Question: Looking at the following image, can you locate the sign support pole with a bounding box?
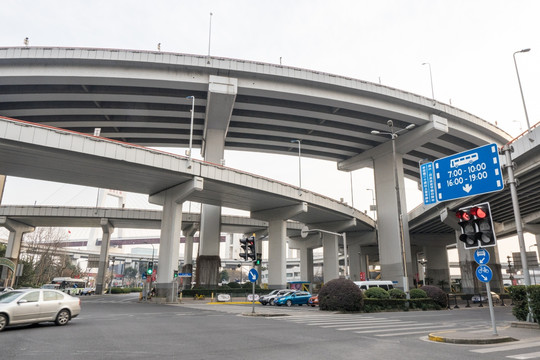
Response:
[486,282,498,335]
[501,145,534,322]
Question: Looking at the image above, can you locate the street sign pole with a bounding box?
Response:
[474,251,497,335]
[485,281,497,335]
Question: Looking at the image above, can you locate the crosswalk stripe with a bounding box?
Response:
[319,319,404,328]
[507,351,540,359]
[471,340,540,354]
[352,323,434,334]
[375,324,457,337]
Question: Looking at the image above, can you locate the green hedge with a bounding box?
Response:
[508,285,540,326]
[181,288,268,297]
[362,298,440,313]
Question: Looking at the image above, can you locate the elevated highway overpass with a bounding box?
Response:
[0,47,518,294]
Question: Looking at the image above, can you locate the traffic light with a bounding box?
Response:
[174,270,178,278]
[456,208,476,248]
[247,236,256,261]
[239,238,248,261]
[456,202,496,249]
[254,253,262,266]
[147,261,153,275]
[471,203,496,247]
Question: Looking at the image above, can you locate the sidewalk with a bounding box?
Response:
[428,321,540,344]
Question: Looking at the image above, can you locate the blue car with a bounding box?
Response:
[274,291,312,307]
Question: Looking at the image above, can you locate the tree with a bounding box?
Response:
[123,267,138,286]
[219,269,229,283]
[20,227,83,287]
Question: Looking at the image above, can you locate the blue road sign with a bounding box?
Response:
[177,273,192,277]
[420,162,437,205]
[248,268,259,283]
[433,143,503,202]
[474,248,490,265]
[476,265,493,283]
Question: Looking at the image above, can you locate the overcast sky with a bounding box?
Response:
[1,1,539,258]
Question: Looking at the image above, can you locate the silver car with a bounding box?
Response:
[0,288,81,331]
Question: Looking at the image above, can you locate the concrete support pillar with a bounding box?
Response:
[0,217,34,287]
[298,246,314,284]
[0,175,6,204]
[348,242,362,282]
[267,220,287,289]
[322,232,339,282]
[423,245,451,291]
[149,177,203,298]
[181,223,197,288]
[373,152,412,289]
[95,218,114,295]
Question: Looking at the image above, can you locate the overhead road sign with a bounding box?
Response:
[434,143,503,202]
[420,143,504,205]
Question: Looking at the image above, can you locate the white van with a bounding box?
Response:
[354,281,394,291]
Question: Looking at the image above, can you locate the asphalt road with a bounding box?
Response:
[0,293,538,360]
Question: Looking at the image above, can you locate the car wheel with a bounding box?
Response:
[269,299,275,306]
[0,314,7,332]
[286,300,292,307]
[55,309,71,326]
[311,305,315,307]
[261,302,266,306]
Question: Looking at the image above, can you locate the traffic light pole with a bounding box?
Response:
[501,145,534,322]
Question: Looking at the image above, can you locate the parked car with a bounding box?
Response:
[262,289,294,306]
[0,288,81,332]
[308,294,319,307]
[274,291,312,307]
[472,292,500,304]
[0,287,14,294]
[259,289,281,305]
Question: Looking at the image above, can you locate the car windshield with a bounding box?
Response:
[0,290,24,303]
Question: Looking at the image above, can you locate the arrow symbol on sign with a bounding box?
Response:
[463,184,473,193]
[249,273,255,281]
[481,275,487,281]
[479,258,485,264]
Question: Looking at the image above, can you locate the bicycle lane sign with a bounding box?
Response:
[476,265,493,283]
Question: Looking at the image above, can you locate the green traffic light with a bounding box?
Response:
[147,268,152,275]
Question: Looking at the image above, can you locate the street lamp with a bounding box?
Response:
[513,48,533,138]
[186,96,195,168]
[529,244,538,285]
[291,139,302,195]
[371,120,415,296]
[422,62,435,104]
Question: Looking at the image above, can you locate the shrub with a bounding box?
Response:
[388,288,406,299]
[364,287,390,299]
[318,278,363,312]
[421,285,448,308]
[409,288,427,299]
[227,282,241,288]
[508,285,540,325]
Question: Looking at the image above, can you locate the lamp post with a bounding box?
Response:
[109,256,115,294]
[422,62,435,104]
[530,244,538,285]
[371,120,415,296]
[186,96,195,168]
[513,48,533,138]
[291,139,302,195]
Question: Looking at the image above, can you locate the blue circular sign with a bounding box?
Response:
[476,265,493,283]
[474,248,490,265]
[248,268,259,283]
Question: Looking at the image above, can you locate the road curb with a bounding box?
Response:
[428,331,517,344]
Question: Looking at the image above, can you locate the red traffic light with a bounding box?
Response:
[470,206,487,219]
[456,210,471,221]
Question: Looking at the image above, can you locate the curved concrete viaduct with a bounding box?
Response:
[0,47,513,294]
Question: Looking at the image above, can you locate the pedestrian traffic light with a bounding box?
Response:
[239,237,248,261]
[174,270,178,278]
[247,236,256,261]
[456,202,496,249]
[147,262,153,275]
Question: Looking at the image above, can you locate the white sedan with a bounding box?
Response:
[0,288,81,331]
